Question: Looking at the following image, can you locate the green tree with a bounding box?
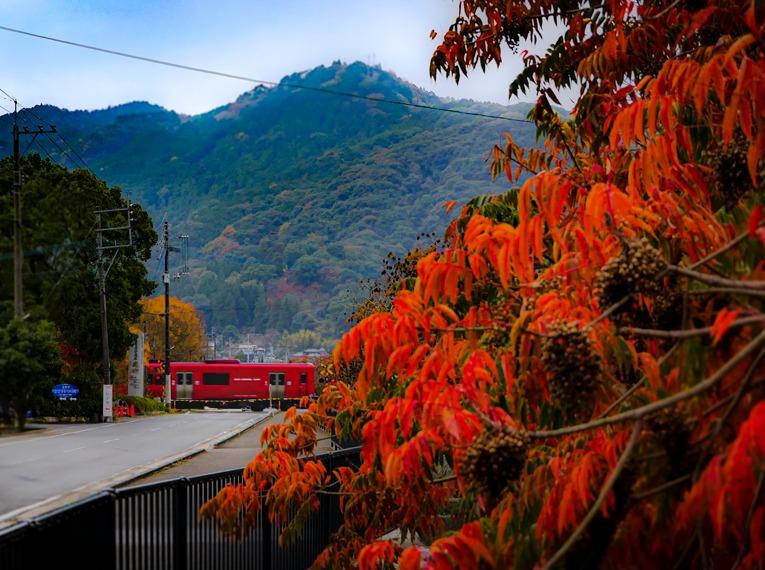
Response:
[0,155,157,413]
[0,318,62,431]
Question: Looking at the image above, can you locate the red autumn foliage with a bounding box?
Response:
[202,1,765,567]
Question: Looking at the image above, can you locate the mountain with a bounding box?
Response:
[0,61,540,339]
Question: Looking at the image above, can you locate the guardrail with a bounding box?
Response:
[0,447,359,570]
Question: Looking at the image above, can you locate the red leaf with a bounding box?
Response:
[399,546,421,570]
[710,308,742,345]
[749,205,763,237]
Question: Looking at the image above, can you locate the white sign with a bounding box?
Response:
[103,384,113,419]
[128,332,145,397]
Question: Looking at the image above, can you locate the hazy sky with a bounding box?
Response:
[0,0,573,115]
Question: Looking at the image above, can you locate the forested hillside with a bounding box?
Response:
[0,61,540,337]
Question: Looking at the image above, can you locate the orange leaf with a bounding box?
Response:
[710,308,742,345]
[639,352,662,391]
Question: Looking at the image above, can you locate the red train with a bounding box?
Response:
[145,359,316,401]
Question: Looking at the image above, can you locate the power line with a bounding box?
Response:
[1,85,91,170]
[20,105,90,170]
[0,24,534,125]
[0,87,15,102]
[12,108,77,170]
[31,137,56,162]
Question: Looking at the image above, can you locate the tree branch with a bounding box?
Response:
[540,420,643,570]
[692,350,765,485]
[646,0,683,20]
[584,296,631,332]
[619,315,764,339]
[597,344,679,419]
[502,330,765,439]
[632,473,691,500]
[687,287,765,299]
[688,231,752,270]
[669,265,765,291]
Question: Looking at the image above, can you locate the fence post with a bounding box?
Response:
[174,478,188,570]
[261,493,272,570]
[104,491,117,569]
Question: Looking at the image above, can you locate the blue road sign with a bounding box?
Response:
[52,383,80,400]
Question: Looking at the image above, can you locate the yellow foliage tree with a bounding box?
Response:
[141,296,206,363]
[114,297,206,388]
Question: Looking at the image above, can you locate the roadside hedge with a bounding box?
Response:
[120,395,168,414]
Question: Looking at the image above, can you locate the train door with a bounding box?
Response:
[176,371,193,400]
[269,372,285,401]
[299,372,308,397]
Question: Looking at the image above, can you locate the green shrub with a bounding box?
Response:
[121,395,167,414]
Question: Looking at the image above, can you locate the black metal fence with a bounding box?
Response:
[0,447,358,570]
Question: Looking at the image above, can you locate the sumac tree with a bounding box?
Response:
[203,2,765,568]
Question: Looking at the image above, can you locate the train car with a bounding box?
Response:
[145,359,316,401]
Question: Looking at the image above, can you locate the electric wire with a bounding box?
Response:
[0,87,15,103]
[0,84,91,170]
[13,106,79,170]
[20,105,90,170]
[0,24,534,125]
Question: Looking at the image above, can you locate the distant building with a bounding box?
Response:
[289,348,329,363]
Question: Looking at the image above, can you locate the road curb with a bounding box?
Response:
[0,411,275,529]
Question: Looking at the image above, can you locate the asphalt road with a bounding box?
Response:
[0,411,262,518]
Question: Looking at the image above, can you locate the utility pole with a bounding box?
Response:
[11,101,56,317]
[96,213,110,388]
[163,221,171,406]
[95,203,135,421]
[161,221,188,406]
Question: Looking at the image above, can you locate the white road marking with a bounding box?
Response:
[4,455,45,467]
[102,438,120,444]
[63,446,86,453]
[0,418,141,449]
[150,427,162,432]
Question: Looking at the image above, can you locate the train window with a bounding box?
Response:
[202,372,229,385]
[268,372,284,386]
[269,373,285,385]
[176,372,193,385]
[300,373,307,384]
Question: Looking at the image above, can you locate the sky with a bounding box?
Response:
[0,0,574,115]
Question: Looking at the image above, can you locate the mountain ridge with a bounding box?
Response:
[0,60,541,338]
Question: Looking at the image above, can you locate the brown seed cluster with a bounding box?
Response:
[647,408,691,473]
[594,238,667,312]
[484,299,516,346]
[702,131,761,210]
[628,287,684,331]
[649,289,684,330]
[541,321,602,419]
[459,429,529,504]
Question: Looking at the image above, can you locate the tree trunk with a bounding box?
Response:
[16,411,26,432]
[13,401,28,432]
